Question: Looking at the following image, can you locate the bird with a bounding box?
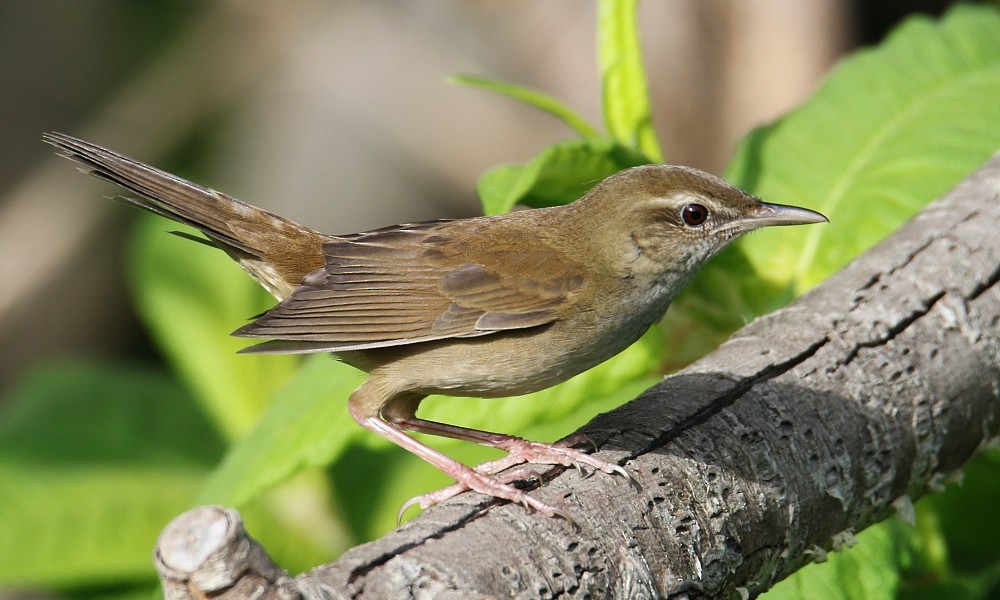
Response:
[44,132,827,517]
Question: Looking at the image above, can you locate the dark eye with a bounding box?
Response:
[681,203,708,226]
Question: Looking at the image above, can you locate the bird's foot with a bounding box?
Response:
[397,435,631,523]
[492,434,632,480]
[397,464,567,524]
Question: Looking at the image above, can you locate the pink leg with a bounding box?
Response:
[394,415,629,478]
[397,459,551,523]
[348,401,566,518]
[388,416,631,521]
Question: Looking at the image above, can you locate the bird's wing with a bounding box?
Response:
[233,219,584,353]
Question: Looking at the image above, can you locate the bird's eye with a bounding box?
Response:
[681,203,708,226]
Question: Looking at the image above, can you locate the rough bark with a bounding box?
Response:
[155,154,1000,599]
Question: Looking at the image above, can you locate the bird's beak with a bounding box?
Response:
[732,201,828,232]
[717,201,827,235]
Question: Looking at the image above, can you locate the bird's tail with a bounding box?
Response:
[44,132,327,299]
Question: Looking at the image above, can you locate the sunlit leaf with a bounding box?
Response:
[726,6,1000,294]
[665,5,1000,370]
[450,74,600,138]
[0,363,221,588]
[763,522,904,600]
[198,355,365,507]
[477,137,648,215]
[597,0,663,161]
[129,214,298,439]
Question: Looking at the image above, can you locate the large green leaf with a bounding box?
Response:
[662,5,1000,369]
[598,0,662,162]
[129,213,298,439]
[476,137,648,215]
[909,451,1000,598]
[744,7,1000,598]
[763,521,906,600]
[0,363,222,588]
[726,5,1000,294]
[197,355,365,507]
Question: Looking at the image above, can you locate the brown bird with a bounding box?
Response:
[44,132,827,517]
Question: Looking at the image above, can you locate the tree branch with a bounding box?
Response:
[155,154,1000,599]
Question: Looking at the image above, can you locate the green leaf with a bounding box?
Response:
[477,137,649,215]
[128,213,298,439]
[198,355,365,507]
[763,521,904,600]
[450,74,600,138]
[663,5,1000,371]
[0,362,222,588]
[726,5,1000,294]
[597,0,663,161]
[920,452,1000,577]
[0,465,199,589]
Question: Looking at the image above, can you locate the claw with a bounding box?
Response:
[521,467,544,486]
[397,495,424,525]
[554,509,580,530]
[396,469,565,523]
[393,430,637,522]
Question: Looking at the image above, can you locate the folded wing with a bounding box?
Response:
[234,219,584,353]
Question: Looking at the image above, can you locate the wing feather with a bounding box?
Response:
[233,219,584,353]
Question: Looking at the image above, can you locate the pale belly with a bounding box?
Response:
[341,282,674,399]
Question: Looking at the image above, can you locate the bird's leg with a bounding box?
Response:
[348,387,564,518]
[385,414,633,520]
[391,415,629,479]
[384,412,634,520]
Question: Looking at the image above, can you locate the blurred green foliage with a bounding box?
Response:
[2,2,999,598]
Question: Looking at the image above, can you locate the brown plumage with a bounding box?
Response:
[45,132,826,517]
[237,218,585,353]
[43,134,326,299]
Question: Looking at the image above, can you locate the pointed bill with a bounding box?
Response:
[750,202,829,228]
[717,201,827,235]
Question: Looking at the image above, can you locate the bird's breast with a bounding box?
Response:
[351,275,679,399]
